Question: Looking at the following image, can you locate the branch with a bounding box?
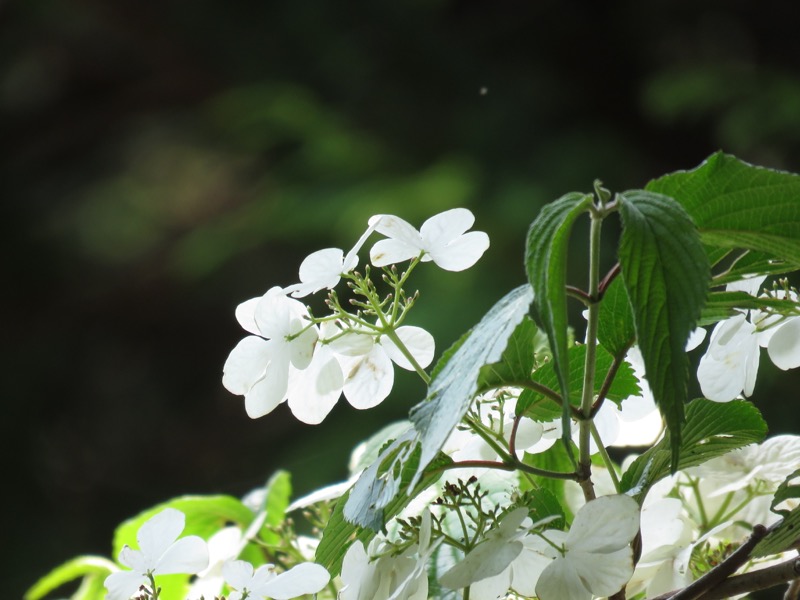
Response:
[665,524,768,600]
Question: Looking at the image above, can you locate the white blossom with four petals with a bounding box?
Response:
[222,558,330,600]
[104,508,209,600]
[370,208,490,271]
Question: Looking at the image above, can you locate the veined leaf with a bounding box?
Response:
[618,190,710,467]
[24,556,116,600]
[516,343,640,421]
[477,316,539,389]
[318,439,451,574]
[525,192,593,442]
[620,399,766,503]
[753,468,800,557]
[257,470,292,546]
[700,290,800,326]
[647,152,800,264]
[597,276,636,357]
[408,285,534,488]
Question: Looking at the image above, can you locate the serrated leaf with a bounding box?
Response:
[112,495,255,559]
[521,439,577,518]
[525,192,593,437]
[477,317,539,388]
[752,468,800,557]
[618,190,710,468]
[712,249,800,287]
[24,555,117,600]
[597,276,636,357]
[517,344,640,421]
[647,152,800,264]
[408,285,534,487]
[317,439,451,574]
[620,399,767,503]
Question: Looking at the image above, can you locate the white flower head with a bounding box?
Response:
[223,286,319,419]
[104,508,209,600]
[222,559,330,600]
[535,494,640,600]
[369,208,490,271]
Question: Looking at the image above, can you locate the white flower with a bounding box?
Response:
[697,313,760,402]
[222,559,330,600]
[535,494,640,600]
[340,510,438,600]
[754,289,800,371]
[285,221,379,298]
[222,286,318,419]
[369,208,490,271]
[104,508,209,600]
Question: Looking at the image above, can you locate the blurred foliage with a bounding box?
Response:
[3,1,800,599]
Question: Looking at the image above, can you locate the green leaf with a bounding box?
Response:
[753,468,800,557]
[477,316,539,388]
[519,487,567,531]
[24,556,117,600]
[517,343,640,421]
[711,249,800,287]
[700,291,800,326]
[647,152,800,264]
[597,276,636,357]
[112,495,255,558]
[521,440,577,520]
[620,399,767,503]
[257,470,292,545]
[317,441,451,574]
[408,285,533,488]
[618,190,710,468]
[430,328,472,382]
[525,192,593,435]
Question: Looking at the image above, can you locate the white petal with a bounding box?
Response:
[372,214,422,246]
[155,535,209,575]
[287,352,343,424]
[768,318,800,370]
[288,321,318,370]
[243,373,287,419]
[260,562,330,599]
[380,326,435,370]
[341,347,394,409]
[725,275,767,296]
[697,353,746,402]
[567,495,639,553]
[118,546,147,572]
[104,570,148,600]
[570,546,633,596]
[222,559,255,590]
[536,556,591,600]
[137,508,185,559]
[222,336,271,395]
[429,230,490,271]
[343,219,381,271]
[439,539,522,589]
[294,248,345,296]
[235,297,262,335]
[370,237,421,267]
[419,208,475,244]
[685,327,707,351]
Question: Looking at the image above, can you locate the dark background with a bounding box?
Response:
[5,1,800,598]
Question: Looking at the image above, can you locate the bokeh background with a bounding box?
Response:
[5,1,800,598]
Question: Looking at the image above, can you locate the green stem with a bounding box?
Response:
[578,209,604,501]
[590,422,621,492]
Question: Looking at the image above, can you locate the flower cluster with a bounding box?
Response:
[223,208,489,424]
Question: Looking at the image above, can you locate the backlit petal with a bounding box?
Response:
[768,318,800,370]
[222,336,271,395]
[428,230,490,271]
[380,326,435,370]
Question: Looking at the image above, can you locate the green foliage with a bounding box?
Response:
[408,285,533,487]
[525,192,593,441]
[477,316,539,388]
[516,344,640,421]
[617,190,710,467]
[518,487,567,531]
[752,468,800,557]
[24,556,116,600]
[597,276,636,357]
[620,399,767,503]
[700,290,800,326]
[257,470,292,546]
[647,152,800,264]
